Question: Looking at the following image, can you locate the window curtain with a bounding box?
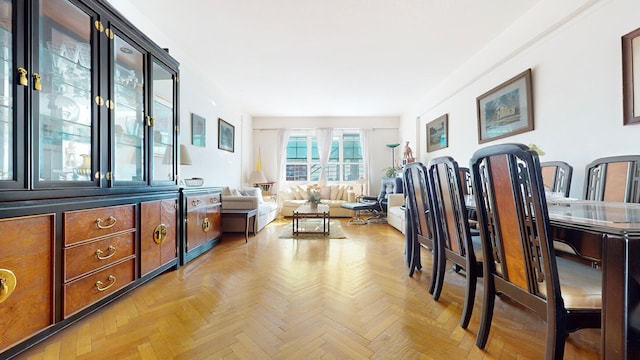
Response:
[359,129,371,195]
[315,128,333,186]
[276,128,291,193]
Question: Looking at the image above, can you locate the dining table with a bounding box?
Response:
[465,195,640,359]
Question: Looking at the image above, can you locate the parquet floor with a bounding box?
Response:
[18,218,600,359]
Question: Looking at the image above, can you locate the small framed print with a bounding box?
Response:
[218,118,234,152]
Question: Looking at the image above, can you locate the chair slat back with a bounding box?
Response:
[584,156,640,203]
[471,144,560,309]
[540,161,573,197]
[429,157,471,258]
[403,162,433,242]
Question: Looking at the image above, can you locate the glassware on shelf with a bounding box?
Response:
[77,43,90,67]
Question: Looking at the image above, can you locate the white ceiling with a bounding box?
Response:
[127,0,540,117]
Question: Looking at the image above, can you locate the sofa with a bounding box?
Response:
[279,183,357,217]
[221,187,279,233]
[387,193,405,234]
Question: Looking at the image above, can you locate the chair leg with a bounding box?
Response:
[432,244,446,300]
[459,259,477,329]
[475,274,495,349]
[547,319,567,360]
[428,242,438,294]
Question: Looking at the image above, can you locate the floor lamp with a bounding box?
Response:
[386,143,400,169]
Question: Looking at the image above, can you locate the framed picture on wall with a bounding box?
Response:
[426,114,448,152]
[218,118,234,152]
[623,27,640,125]
[476,69,534,144]
[191,113,206,147]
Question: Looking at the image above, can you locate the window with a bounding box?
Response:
[285,131,363,182]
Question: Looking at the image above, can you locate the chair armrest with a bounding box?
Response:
[387,193,404,207]
[361,195,378,202]
[222,196,259,210]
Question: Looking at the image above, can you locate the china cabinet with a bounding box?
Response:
[180,187,222,264]
[0,0,181,358]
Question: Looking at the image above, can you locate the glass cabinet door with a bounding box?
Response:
[36,0,95,186]
[150,60,175,185]
[0,0,13,184]
[112,32,145,184]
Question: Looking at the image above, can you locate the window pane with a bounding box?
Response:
[343,163,364,181]
[311,137,319,161]
[326,164,340,181]
[286,164,307,181]
[329,139,339,161]
[286,136,307,163]
[310,164,321,181]
[344,133,362,162]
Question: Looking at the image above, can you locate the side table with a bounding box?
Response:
[221,208,258,242]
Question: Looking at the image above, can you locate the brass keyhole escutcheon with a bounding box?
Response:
[0,269,17,304]
[202,218,211,232]
[154,223,168,244]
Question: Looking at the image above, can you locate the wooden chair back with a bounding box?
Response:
[402,162,437,293]
[470,143,600,359]
[540,161,573,197]
[584,155,640,202]
[428,156,482,328]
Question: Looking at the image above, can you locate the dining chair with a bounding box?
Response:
[403,162,437,294]
[428,157,483,329]
[584,155,640,202]
[540,161,573,197]
[470,143,601,360]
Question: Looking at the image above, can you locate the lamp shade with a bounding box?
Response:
[180,144,192,165]
[249,170,268,185]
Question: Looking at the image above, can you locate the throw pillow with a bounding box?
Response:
[320,185,331,200]
[221,186,232,196]
[336,185,345,200]
[330,185,339,200]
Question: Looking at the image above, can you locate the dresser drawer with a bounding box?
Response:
[63,231,136,282]
[186,193,220,211]
[64,204,136,245]
[63,258,135,318]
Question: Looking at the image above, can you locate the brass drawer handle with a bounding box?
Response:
[202,218,211,232]
[95,275,116,292]
[154,224,168,244]
[95,216,117,229]
[191,199,201,206]
[95,245,116,260]
[0,269,17,304]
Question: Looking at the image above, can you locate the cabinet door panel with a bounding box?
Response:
[140,199,177,276]
[35,0,98,187]
[0,214,54,352]
[150,60,175,185]
[111,31,145,185]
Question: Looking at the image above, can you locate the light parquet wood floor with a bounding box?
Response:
[18,219,600,359]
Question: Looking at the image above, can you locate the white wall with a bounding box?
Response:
[108,0,251,188]
[252,117,399,195]
[401,0,640,198]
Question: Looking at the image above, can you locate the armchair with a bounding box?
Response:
[360,177,403,222]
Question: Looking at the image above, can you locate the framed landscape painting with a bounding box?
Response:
[426,114,448,152]
[476,69,534,144]
[218,118,234,152]
[191,113,206,147]
[623,27,640,125]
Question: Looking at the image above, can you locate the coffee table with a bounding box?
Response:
[292,204,330,236]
